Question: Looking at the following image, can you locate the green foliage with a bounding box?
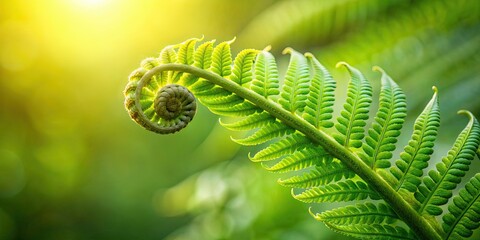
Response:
[443,173,480,239]
[360,67,406,170]
[415,111,480,216]
[311,203,398,225]
[239,0,480,125]
[390,88,440,193]
[323,223,416,240]
[333,62,372,149]
[125,38,480,239]
[303,53,336,129]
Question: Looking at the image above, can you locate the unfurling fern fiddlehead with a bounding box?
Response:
[124,37,480,240]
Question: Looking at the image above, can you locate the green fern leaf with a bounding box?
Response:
[200,93,243,107]
[176,37,201,66]
[360,67,406,169]
[278,160,354,188]
[442,173,480,239]
[210,38,234,77]
[303,52,336,129]
[334,62,372,148]
[183,40,216,87]
[193,40,215,69]
[208,101,259,117]
[390,87,440,193]
[293,180,379,203]
[251,48,280,98]
[251,132,311,162]
[230,49,258,86]
[415,110,480,215]
[232,121,294,146]
[262,146,329,173]
[278,48,310,113]
[137,58,161,97]
[159,46,177,85]
[160,45,177,64]
[324,222,416,240]
[220,112,275,131]
[171,38,202,83]
[311,202,399,225]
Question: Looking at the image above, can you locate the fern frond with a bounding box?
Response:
[442,173,480,239]
[360,67,406,169]
[262,146,328,173]
[159,46,177,86]
[200,92,243,106]
[210,38,235,77]
[232,121,294,146]
[176,37,201,66]
[230,49,258,86]
[193,40,215,70]
[208,101,259,117]
[251,48,280,99]
[390,87,440,193]
[160,45,177,64]
[311,202,399,225]
[334,62,372,149]
[125,37,480,240]
[171,38,203,83]
[278,160,354,188]
[182,40,216,87]
[303,52,336,129]
[251,132,311,162]
[293,180,379,203]
[278,48,310,114]
[324,222,416,240]
[220,112,275,131]
[415,110,480,215]
[239,0,402,48]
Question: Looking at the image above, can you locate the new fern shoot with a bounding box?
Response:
[124,37,480,240]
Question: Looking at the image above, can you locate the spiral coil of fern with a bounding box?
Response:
[124,65,196,134]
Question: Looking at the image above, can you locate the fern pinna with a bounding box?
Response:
[124,37,480,240]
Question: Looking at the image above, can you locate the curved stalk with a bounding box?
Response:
[136,63,442,240]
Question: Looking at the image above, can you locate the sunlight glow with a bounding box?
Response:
[72,0,107,8]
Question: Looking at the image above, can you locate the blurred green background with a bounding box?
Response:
[0,0,479,239]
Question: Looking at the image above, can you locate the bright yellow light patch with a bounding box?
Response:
[72,0,107,8]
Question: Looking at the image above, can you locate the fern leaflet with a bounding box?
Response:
[390,87,440,194]
[442,173,480,239]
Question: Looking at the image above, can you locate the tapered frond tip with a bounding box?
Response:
[308,207,320,220]
[227,36,237,44]
[432,86,438,93]
[372,65,385,73]
[175,36,205,48]
[282,47,294,55]
[335,61,349,69]
[304,52,315,58]
[457,110,474,119]
[247,152,255,161]
[263,45,272,52]
[290,188,296,198]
